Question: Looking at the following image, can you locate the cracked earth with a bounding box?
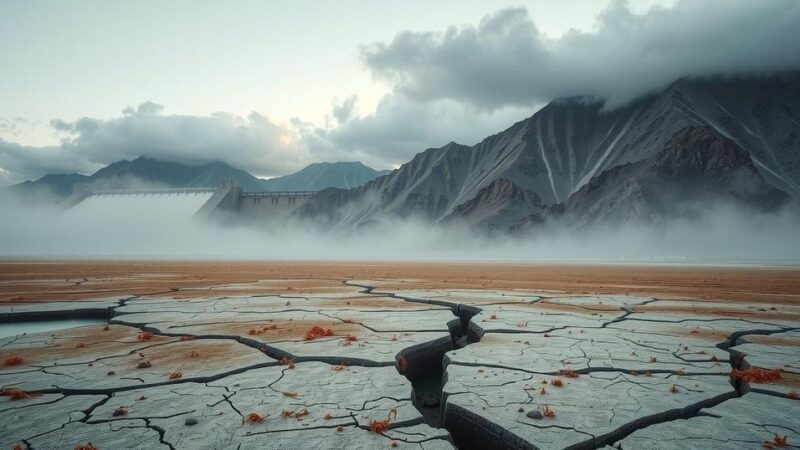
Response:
[1,262,798,449]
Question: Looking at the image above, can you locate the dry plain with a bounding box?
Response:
[1,261,798,449]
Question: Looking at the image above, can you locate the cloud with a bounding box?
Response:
[361,0,800,109]
[330,95,358,125]
[301,93,538,167]
[0,103,313,184]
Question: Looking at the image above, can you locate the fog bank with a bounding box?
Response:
[0,192,798,264]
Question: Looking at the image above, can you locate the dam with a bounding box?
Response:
[63,184,317,221]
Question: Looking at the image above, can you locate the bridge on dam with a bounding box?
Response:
[63,185,318,221]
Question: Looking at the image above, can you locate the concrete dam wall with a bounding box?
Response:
[64,185,316,222]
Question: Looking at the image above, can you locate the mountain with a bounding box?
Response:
[11,173,90,199]
[261,161,390,191]
[295,74,800,229]
[90,157,267,191]
[11,157,390,200]
[11,156,266,199]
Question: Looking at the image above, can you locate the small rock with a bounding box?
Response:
[137,361,152,369]
[106,370,115,376]
[526,410,543,419]
[185,417,198,426]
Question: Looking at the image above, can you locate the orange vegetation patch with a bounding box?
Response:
[550,378,563,387]
[762,433,789,448]
[168,371,183,380]
[730,367,782,383]
[369,419,391,433]
[304,326,334,341]
[340,334,358,346]
[112,407,128,417]
[74,444,98,450]
[541,404,556,419]
[558,369,580,378]
[0,387,40,400]
[244,412,265,424]
[281,409,309,420]
[137,331,155,341]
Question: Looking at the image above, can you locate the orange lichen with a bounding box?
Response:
[539,387,547,395]
[336,425,344,432]
[762,433,788,448]
[5,356,23,366]
[280,357,296,369]
[137,331,155,341]
[369,419,391,433]
[0,387,40,400]
[397,356,408,373]
[340,334,358,346]
[188,350,200,358]
[550,378,563,387]
[489,314,497,320]
[13,443,25,450]
[673,369,687,376]
[559,369,579,378]
[649,356,658,363]
[112,407,128,417]
[244,412,265,424]
[168,371,183,380]
[303,326,334,341]
[540,404,556,419]
[332,363,347,371]
[282,408,309,419]
[730,367,782,383]
[323,413,333,420]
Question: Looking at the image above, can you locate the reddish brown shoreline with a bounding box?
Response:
[1,260,798,304]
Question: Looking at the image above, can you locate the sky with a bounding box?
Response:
[1,0,799,185]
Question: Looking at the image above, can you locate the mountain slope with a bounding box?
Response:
[295,74,800,228]
[261,161,388,191]
[559,126,789,227]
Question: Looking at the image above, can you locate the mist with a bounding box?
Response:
[1,190,798,264]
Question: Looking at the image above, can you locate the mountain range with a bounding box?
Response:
[295,74,800,230]
[10,157,387,199]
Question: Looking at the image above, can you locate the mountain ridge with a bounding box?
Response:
[294,73,800,230]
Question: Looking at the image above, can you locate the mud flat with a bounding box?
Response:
[1,261,798,449]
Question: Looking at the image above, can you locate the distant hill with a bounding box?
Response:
[261,161,390,191]
[10,157,389,200]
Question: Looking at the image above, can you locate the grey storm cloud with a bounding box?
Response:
[300,93,537,167]
[361,0,800,109]
[0,103,312,184]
